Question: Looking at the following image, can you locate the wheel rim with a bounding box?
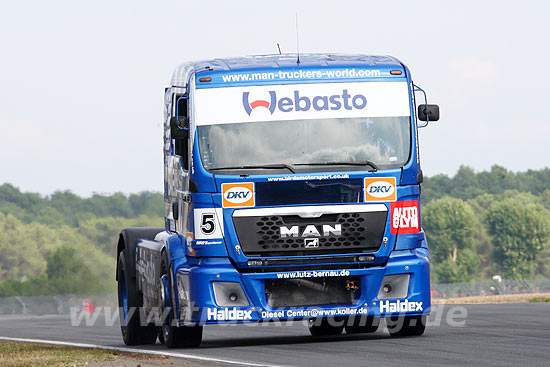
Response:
[160,273,171,340]
[120,268,128,319]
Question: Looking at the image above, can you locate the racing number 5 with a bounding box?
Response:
[200,213,216,235]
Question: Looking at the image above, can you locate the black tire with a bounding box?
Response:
[387,315,426,337]
[345,316,380,334]
[160,253,203,348]
[308,317,345,337]
[158,327,165,345]
[162,311,203,348]
[117,250,159,345]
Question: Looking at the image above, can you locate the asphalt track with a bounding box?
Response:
[1,303,549,367]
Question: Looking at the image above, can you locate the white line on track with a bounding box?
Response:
[0,336,287,367]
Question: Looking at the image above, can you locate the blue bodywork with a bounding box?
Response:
[136,54,430,325]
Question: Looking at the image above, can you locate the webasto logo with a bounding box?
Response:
[242,89,367,115]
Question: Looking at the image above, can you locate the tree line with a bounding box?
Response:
[422,165,550,283]
[0,165,549,296]
[0,184,163,296]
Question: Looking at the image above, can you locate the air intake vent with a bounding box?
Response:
[255,179,363,206]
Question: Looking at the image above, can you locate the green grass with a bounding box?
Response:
[528,296,550,303]
[0,341,119,367]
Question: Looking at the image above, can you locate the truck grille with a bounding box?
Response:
[232,204,387,257]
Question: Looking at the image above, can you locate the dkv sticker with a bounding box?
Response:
[221,182,255,208]
[364,177,396,202]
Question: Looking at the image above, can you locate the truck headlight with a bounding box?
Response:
[377,274,410,300]
[212,282,249,306]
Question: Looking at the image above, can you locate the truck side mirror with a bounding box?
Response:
[417,104,439,122]
[170,116,189,139]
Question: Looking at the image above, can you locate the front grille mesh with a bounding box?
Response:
[233,209,387,256]
[255,214,367,251]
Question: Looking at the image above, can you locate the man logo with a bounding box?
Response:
[304,238,319,248]
[364,177,396,202]
[280,224,342,238]
[222,182,255,208]
[242,91,276,115]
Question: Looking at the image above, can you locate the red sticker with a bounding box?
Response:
[390,200,420,234]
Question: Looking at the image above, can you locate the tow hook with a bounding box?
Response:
[346,280,359,291]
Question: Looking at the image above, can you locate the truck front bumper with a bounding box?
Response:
[175,249,430,325]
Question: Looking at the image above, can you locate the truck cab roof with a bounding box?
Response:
[171,53,405,87]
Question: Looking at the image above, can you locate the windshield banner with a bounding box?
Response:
[194,82,410,125]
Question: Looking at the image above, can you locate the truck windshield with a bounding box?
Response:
[197,116,410,171]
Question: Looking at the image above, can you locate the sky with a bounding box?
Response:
[1,0,549,196]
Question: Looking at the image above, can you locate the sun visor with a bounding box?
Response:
[194,81,410,126]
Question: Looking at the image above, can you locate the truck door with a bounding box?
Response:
[165,91,191,235]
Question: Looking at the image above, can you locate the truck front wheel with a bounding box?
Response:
[387,315,426,337]
[117,250,158,345]
[308,317,345,337]
[160,253,202,348]
[345,316,380,334]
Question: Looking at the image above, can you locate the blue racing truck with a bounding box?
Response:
[116,53,439,347]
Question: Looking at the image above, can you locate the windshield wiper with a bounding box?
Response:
[293,160,379,171]
[209,163,295,173]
